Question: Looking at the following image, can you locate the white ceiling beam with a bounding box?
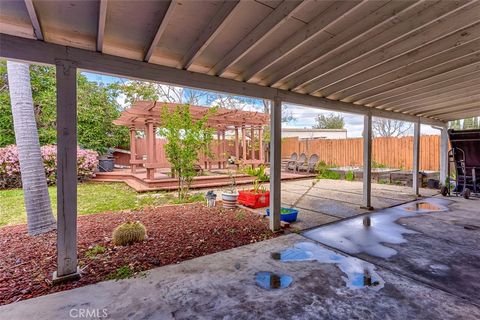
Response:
[341,49,480,104]
[422,102,480,118]
[239,0,363,82]
[0,33,447,127]
[144,0,177,62]
[180,0,239,70]
[96,0,107,52]
[319,24,480,99]
[294,1,480,93]
[376,74,480,109]
[24,0,43,41]
[392,85,480,112]
[261,0,437,87]
[357,61,480,105]
[365,66,480,107]
[436,108,480,121]
[209,0,306,76]
[409,94,480,115]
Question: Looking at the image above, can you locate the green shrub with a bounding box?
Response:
[168,192,204,204]
[112,221,147,246]
[85,244,106,259]
[106,265,134,281]
[372,161,387,169]
[345,171,355,181]
[318,170,341,180]
[315,161,340,180]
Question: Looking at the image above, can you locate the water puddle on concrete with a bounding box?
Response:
[277,242,384,290]
[403,201,445,212]
[255,272,293,290]
[303,198,449,259]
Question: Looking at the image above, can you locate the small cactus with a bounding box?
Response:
[112,221,147,246]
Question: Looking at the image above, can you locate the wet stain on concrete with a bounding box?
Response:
[303,198,450,259]
[403,201,446,212]
[255,272,293,290]
[279,242,384,290]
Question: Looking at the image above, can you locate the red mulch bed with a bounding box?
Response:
[0,203,279,305]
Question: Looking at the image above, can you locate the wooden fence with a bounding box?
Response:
[125,135,441,171]
[281,135,441,171]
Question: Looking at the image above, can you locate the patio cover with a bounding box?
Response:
[1,0,479,123]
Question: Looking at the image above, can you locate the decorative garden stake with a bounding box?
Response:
[206,190,217,207]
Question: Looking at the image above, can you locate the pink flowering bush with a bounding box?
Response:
[0,145,98,189]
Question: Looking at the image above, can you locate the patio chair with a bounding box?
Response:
[285,152,298,171]
[297,154,319,174]
[293,153,307,173]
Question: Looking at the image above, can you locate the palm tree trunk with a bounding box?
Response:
[7,61,56,235]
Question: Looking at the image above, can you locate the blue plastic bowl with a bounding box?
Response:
[266,207,299,223]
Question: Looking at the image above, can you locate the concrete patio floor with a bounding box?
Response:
[209,178,439,231]
[279,179,438,230]
[1,193,478,320]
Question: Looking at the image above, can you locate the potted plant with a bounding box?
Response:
[238,165,270,208]
[221,173,239,209]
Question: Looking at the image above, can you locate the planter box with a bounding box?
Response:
[238,190,270,208]
[266,207,299,223]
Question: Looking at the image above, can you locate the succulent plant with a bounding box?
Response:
[112,221,147,246]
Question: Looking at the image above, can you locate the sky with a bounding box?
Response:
[83,72,440,138]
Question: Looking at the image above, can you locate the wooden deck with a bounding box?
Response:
[92,168,315,192]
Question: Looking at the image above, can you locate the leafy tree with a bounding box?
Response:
[449,119,462,130]
[0,61,129,153]
[313,113,345,129]
[462,117,480,129]
[160,104,216,199]
[110,80,159,106]
[77,77,130,153]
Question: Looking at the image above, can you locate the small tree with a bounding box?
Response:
[161,104,215,199]
[313,113,344,129]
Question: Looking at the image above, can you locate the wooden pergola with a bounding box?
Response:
[113,101,270,179]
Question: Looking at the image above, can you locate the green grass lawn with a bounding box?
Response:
[0,182,203,227]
